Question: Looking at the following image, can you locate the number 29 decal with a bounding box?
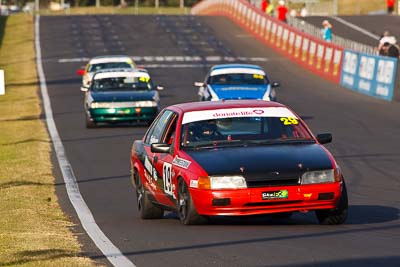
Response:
[163,163,173,196]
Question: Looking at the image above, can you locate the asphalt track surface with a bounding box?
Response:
[303,15,400,47]
[40,15,400,266]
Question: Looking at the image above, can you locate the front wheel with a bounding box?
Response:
[136,173,164,219]
[315,180,348,225]
[85,114,96,128]
[177,178,207,225]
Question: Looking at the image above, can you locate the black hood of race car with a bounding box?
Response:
[185,143,332,184]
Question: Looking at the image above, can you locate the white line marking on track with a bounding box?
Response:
[331,16,380,40]
[35,15,136,267]
[57,56,269,63]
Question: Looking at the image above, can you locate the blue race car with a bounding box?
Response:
[195,64,280,102]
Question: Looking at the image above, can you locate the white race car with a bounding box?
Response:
[77,55,136,91]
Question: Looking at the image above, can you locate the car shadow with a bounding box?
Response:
[163,204,398,225]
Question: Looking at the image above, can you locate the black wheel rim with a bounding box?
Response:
[178,181,189,221]
[136,174,144,211]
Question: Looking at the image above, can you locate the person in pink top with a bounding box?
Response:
[277,0,288,22]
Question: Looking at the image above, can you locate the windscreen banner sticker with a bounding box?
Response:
[182,107,297,124]
[172,156,191,169]
[210,68,265,76]
[262,190,288,200]
[94,72,150,80]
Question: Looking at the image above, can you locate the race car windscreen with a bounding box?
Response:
[88,62,133,72]
[92,76,154,91]
[208,73,269,85]
[180,116,314,148]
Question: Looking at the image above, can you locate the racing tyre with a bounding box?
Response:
[315,180,348,225]
[177,178,207,225]
[86,115,96,128]
[135,173,164,219]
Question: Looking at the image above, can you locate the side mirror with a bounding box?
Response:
[317,133,332,144]
[156,85,164,91]
[271,82,280,88]
[151,143,171,153]
[77,69,85,76]
[194,82,205,87]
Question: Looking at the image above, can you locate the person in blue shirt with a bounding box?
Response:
[322,20,332,42]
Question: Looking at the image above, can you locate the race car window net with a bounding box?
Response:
[207,73,269,85]
[91,77,154,91]
[180,117,313,148]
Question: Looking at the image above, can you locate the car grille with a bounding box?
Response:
[244,172,300,188]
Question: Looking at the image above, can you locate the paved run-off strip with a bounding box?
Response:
[35,15,136,267]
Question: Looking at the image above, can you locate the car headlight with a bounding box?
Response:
[301,169,335,184]
[197,175,247,189]
[90,102,111,109]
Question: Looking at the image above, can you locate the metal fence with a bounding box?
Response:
[287,15,376,55]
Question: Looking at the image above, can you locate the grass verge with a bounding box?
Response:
[0,14,96,266]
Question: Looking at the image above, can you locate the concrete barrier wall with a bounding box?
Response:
[192,0,398,101]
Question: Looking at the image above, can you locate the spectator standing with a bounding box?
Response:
[322,20,332,42]
[377,30,397,54]
[266,1,274,15]
[387,0,395,14]
[300,4,308,17]
[381,42,399,58]
[277,0,288,22]
[261,0,269,13]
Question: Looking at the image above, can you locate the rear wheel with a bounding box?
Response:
[136,173,164,219]
[177,178,207,225]
[316,180,348,225]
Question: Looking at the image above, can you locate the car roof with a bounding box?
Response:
[211,64,264,71]
[170,100,286,113]
[89,55,133,65]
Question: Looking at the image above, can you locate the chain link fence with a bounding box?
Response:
[287,15,376,54]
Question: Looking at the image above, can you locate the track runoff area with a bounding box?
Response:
[38,14,400,267]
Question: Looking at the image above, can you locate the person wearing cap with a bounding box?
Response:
[387,0,395,14]
[322,20,332,42]
[380,42,399,58]
[277,0,288,22]
[377,30,397,54]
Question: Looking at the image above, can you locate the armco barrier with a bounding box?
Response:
[191,0,399,101]
[191,0,343,84]
[341,50,398,101]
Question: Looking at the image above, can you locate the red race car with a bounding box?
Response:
[130,100,348,225]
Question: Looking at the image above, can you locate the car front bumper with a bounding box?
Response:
[88,107,158,123]
[190,182,342,216]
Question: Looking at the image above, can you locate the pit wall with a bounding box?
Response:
[192,0,398,101]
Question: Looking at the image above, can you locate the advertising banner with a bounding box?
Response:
[340,50,398,101]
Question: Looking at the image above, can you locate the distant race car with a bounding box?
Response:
[77,55,136,91]
[130,100,348,225]
[83,68,163,128]
[195,64,280,101]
